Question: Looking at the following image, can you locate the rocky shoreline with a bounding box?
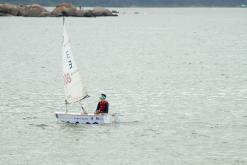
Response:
[0,3,118,17]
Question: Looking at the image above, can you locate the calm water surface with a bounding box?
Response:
[0,8,247,165]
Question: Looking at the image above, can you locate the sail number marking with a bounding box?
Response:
[64,73,72,85]
[65,50,73,69]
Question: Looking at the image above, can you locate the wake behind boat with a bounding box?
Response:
[55,18,117,124]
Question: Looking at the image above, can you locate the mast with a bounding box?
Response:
[63,17,67,113]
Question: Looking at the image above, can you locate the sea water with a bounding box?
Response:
[0,8,247,165]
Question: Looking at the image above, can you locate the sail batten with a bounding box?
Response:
[62,23,88,104]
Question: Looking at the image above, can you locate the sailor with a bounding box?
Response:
[95,94,109,114]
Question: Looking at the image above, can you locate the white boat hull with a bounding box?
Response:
[55,112,113,124]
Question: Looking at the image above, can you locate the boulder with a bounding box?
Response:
[23,4,49,17]
[51,3,77,16]
[92,7,115,16]
[0,3,21,16]
[0,3,118,17]
[0,12,8,16]
[74,10,84,17]
[83,9,94,17]
[0,3,49,16]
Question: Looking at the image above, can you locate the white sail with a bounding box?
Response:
[62,23,88,104]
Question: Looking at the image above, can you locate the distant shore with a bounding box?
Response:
[0,3,118,17]
[0,0,246,8]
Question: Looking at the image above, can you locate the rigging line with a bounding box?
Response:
[68,95,90,104]
[79,101,88,114]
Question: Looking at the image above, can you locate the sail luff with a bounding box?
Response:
[62,22,88,104]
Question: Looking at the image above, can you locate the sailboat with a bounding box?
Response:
[55,19,114,124]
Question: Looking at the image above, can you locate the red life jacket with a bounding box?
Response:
[99,100,108,113]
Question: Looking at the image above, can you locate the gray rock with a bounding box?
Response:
[0,12,7,16]
[0,3,21,16]
[74,10,84,17]
[51,3,77,16]
[92,7,115,16]
[0,3,118,17]
[23,4,49,17]
[83,9,95,17]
